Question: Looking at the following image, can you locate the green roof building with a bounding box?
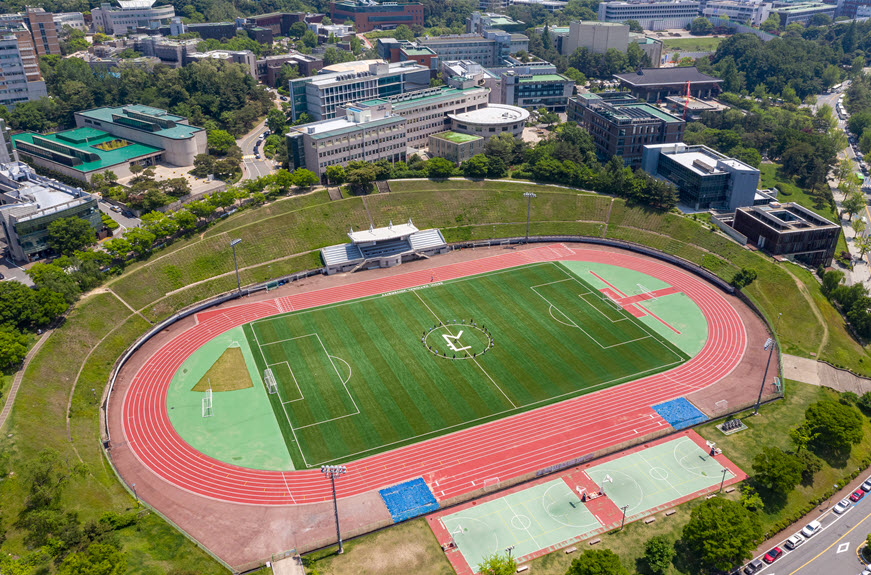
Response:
[428,131,484,164]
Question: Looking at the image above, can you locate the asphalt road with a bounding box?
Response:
[238,93,284,181]
[743,484,871,575]
[98,201,140,236]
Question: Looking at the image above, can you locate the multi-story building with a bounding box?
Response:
[0,23,48,109]
[597,0,700,30]
[91,0,175,35]
[134,36,199,66]
[286,106,407,181]
[0,119,16,164]
[772,2,836,25]
[0,161,101,262]
[0,8,61,56]
[500,70,574,112]
[375,39,440,74]
[429,131,485,163]
[702,0,771,25]
[448,104,529,139]
[640,143,761,210]
[257,53,323,86]
[186,50,257,77]
[419,31,528,68]
[561,21,629,56]
[569,92,685,166]
[289,60,430,121]
[53,12,88,32]
[731,203,839,267]
[613,67,722,102]
[509,0,569,13]
[74,105,206,166]
[838,0,871,19]
[329,0,423,32]
[349,85,490,148]
[466,12,527,34]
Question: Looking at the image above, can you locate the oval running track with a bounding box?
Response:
[120,244,746,505]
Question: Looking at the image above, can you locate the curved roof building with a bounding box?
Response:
[448,104,529,139]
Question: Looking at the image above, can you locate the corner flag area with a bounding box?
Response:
[429,431,745,574]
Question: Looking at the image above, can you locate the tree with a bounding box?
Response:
[752,446,803,492]
[731,268,757,289]
[160,177,191,198]
[266,108,287,135]
[462,154,490,178]
[207,129,237,155]
[690,17,713,35]
[394,24,415,41]
[643,535,675,575]
[0,326,28,366]
[623,19,643,32]
[124,227,157,258]
[289,21,307,38]
[325,165,346,185]
[291,168,318,188]
[563,67,587,84]
[47,217,96,256]
[102,237,131,261]
[58,542,126,575]
[843,188,866,221]
[682,498,762,572]
[805,400,864,452]
[302,30,317,48]
[426,157,456,178]
[566,549,629,575]
[345,161,377,194]
[323,46,356,66]
[477,552,516,575]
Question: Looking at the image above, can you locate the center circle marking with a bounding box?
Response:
[422,321,494,360]
[511,514,532,530]
[649,467,669,481]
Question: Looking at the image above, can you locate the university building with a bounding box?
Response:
[329,0,423,32]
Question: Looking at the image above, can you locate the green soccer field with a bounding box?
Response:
[241,262,697,469]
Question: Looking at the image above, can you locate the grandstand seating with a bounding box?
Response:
[379,477,439,523]
[651,397,708,430]
[359,238,412,259]
[409,229,447,251]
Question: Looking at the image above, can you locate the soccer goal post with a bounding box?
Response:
[202,388,213,418]
[264,368,278,394]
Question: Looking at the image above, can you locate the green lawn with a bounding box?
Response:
[662,37,724,52]
[243,262,692,467]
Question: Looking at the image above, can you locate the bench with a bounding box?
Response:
[725,487,735,494]
[706,494,717,500]
[589,538,601,546]
[564,547,577,554]
[516,566,529,573]
[644,517,656,524]
[665,510,676,516]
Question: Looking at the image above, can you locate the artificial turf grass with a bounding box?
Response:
[191,346,253,392]
[242,261,693,469]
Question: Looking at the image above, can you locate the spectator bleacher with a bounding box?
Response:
[379,477,439,523]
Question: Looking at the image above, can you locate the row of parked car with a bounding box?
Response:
[741,475,871,574]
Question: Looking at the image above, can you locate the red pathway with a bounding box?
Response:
[119,244,746,506]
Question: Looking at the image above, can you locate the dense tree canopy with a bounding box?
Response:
[805,400,864,452]
[566,549,629,575]
[682,498,762,572]
[46,217,96,256]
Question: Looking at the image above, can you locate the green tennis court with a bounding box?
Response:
[584,437,734,518]
[441,479,600,569]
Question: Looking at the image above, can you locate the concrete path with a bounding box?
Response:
[0,329,52,431]
[271,555,304,575]
[783,353,871,394]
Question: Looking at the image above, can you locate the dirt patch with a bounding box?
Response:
[191,345,253,392]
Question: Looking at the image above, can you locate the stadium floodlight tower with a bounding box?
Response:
[523,191,536,243]
[230,239,242,294]
[754,336,777,415]
[321,465,347,554]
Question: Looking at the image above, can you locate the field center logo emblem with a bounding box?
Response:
[422,320,494,360]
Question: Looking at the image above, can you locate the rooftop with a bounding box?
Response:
[744,202,837,231]
[517,73,570,83]
[449,103,530,124]
[358,86,488,110]
[614,67,723,87]
[290,115,404,140]
[431,130,482,143]
[401,46,437,56]
[774,2,833,12]
[12,128,163,174]
[76,105,204,140]
[349,221,419,243]
[116,0,158,8]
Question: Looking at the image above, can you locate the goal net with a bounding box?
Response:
[202,388,213,418]
[264,368,278,394]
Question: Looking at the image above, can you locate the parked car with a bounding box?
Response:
[860,477,871,492]
[744,559,764,574]
[834,498,851,514]
[851,489,865,502]
[763,547,783,564]
[801,520,822,537]
[784,534,804,550]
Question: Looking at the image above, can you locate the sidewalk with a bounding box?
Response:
[783,353,871,395]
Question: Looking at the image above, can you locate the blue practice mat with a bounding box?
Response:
[652,397,708,430]
[379,477,439,523]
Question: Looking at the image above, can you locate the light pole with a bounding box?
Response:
[505,545,515,561]
[321,465,347,554]
[131,483,138,502]
[620,505,629,530]
[523,191,536,243]
[719,468,728,492]
[754,337,776,415]
[230,238,242,294]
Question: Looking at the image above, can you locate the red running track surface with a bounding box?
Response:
[120,244,746,505]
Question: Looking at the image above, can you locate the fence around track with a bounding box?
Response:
[99,234,783,567]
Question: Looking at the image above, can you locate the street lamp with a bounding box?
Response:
[230,239,242,294]
[505,545,515,561]
[321,465,347,554]
[523,191,536,243]
[754,336,777,415]
[131,483,137,502]
[620,505,629,530]
[719,468,728,492]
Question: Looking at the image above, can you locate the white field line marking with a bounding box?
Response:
[504,497,541,548]
[413,290,516,409]
[281,473,296,503]
[266,360,304,403]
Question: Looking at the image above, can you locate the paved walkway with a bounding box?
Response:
[783,353,871,394]
[0,329,52,431]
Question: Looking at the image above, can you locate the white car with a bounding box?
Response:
[784,534,804,550]
[801,520,822,537]
[834,498,851,514]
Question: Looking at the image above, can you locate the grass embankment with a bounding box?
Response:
[301,380,871,575]
[661,37,723,52]
[0,293,226,573]
[760,163,850,256]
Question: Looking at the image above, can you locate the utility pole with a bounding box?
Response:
[524,191,536,243]
[321,465,347,554]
